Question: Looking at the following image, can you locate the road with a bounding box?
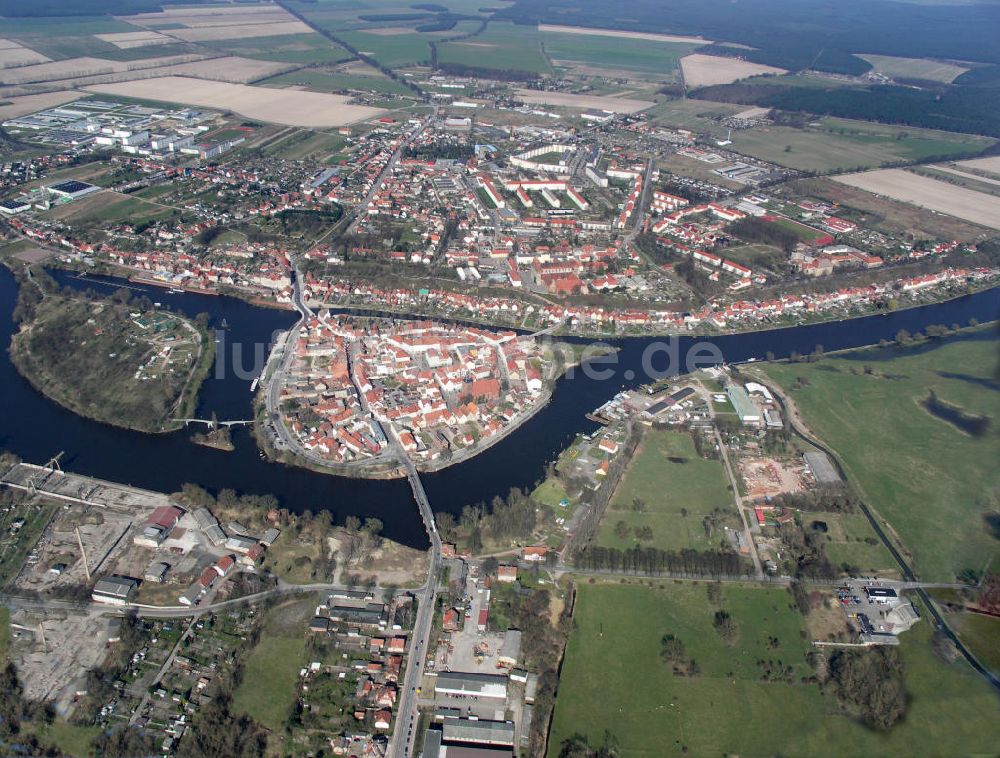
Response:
[385,426,441,758]
[343,118,431,238]
[714,427,764,578]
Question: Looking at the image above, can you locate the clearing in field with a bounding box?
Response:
[167,21,312,43]
[549,582,1000,757]
[513,89,653,114]
[595,429,739,553]
[681,53,785,87]
[85,77,385,127]
[857,54,969,84]
[760,330,1000,582]
[832,168,1000,230]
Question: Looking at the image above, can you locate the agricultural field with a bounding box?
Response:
[681,53,786,87]
[761,331,1000,582]
[952,155,1000,177]
[0,91,83,120]
[205,32,354,65]
[857,54,970,84]
[595,429,739,553]
[437,23,552,74]
[338,30,434,68]
[0,38,49,67]
[832,168,1000,230]
[85,77,385,128]
[550,581,1000,757]
[728,118,992,172]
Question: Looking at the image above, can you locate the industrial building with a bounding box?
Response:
[433,671,508,700]
[92,575,138,605]
[726,384,762,425]
[803,451,840,483]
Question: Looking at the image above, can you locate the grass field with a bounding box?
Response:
[647,98,746,138]
[549,581,1000,757]
[728,119,992,172]
[953,612,1000,675]
[232,595,314,732]
[761,330,1000,581]
[802,511,898,574]
[595,430,739,553]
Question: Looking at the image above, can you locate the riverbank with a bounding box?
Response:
[34,257,1000,341]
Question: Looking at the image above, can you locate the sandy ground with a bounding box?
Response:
[96,31,175,49]
[931,164,1000,188]
[0,40,49,67]
[0,90,84,120]
[680,53,786,87]
[734,106,771,120]
[832,168,1000,231]
[85,77,385,127]
[538,24,707,45]
[513,89,654,114]
[954,156,1000,177]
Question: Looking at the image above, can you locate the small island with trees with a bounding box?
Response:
[9,270,213,434]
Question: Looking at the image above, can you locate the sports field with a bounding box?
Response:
[549,581,1000,756]
[761,331,1000,582]
[595,430,739,552]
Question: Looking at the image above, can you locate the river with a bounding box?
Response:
[0,265,996,548]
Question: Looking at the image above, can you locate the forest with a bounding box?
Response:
[496,0,1000,73]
